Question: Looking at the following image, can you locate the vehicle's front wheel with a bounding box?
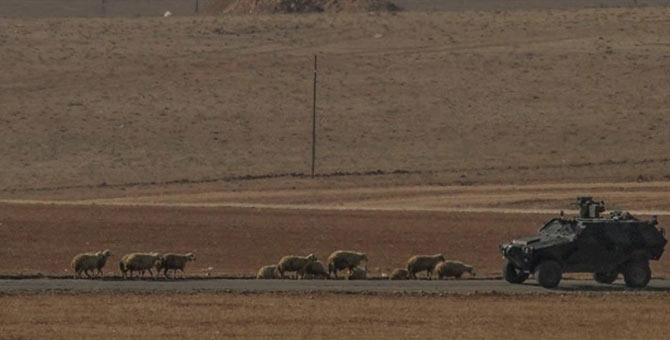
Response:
[536,260,562,289]
[623,261,651,288]
[503,260,529,284]
[593,271,618,284]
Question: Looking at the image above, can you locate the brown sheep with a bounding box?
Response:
[256,265,281,279]
[327,250,368,279]
[406,254,446,279]
[155,253,196,279]
[71,250,112,279]
[277,254,317,278]
[348,267,367,280]
[298,261,329,280]
[119,252,162,279]
[390,268,409,280]
[434,261,476,279]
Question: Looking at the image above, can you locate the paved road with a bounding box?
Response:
[1,279,669,294]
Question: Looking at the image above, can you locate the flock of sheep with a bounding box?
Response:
[256,251,476,280]
[71,250,195,279]
[71,249,475,280]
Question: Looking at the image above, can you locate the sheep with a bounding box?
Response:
[347,267,367,280]
[155,253,196,279]
[434,261,476,280]
[390,268,409,280]
[327,250,368,279]
[406,254,446,279]
[277,254,317,278]
[298,261,329,280]
[94,250,113,277]
[71,250,112,279]
[256,265,281,279]
[119,252,162,279]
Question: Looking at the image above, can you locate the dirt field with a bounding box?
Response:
[0,202,545,277]
[2,6,670,198]
[3,183,670,278]
[2,3,670,338]
[68,181,670,213]
[1,293,669,339]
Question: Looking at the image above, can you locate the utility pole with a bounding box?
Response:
[101,0,106,16]
[311,55,318,178]
[195,0,199,14]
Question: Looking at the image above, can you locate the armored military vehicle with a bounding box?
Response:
[500,197,666,288]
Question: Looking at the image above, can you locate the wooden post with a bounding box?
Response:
[311,55,318,178]
[195,0,199,14]
[101,0,106,16]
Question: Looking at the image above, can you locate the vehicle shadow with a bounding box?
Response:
[525,282,670,292]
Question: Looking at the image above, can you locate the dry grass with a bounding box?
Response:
[2,7,670,197]
[1,293,669,339]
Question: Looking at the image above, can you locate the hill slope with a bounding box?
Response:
[1,7,670,197]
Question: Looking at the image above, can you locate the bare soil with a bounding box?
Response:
[2,4,669,338]
[1,293,669,339]
[2,7,670,198]
[0,202,546,277]
[75,181,670,213]
[2,200,669,278]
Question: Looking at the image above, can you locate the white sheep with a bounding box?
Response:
[327,250,368,279]
[256,265,281,279]
[119,252,162,279]
[155,253,196,279]
[298,261,329,280]
[71,250,112,279]
[406,254,446,279]
[390,268,409,280]
[434,260,476,279]
[277,254,317,278]
[348,267,367,280]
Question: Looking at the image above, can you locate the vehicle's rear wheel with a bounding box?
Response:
[623,261,651,288]
[503,260,529,284]
[536,260,562,289]
[593,271,618,284]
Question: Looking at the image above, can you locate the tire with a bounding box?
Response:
[623,261,651,288]
[503,260,529,284]
[593,271,618,284]
[536,260,562,289]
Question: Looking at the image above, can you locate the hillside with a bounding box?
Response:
[1,7,670,198]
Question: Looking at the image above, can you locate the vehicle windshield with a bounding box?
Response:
[539,219,578,235]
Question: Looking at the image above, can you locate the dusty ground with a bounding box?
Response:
[2,7,670,198]
[2,3,669,339]
[0,202,545,277]
[1,293,669,339]
[2,183,670,278]
[64,181,670,213]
